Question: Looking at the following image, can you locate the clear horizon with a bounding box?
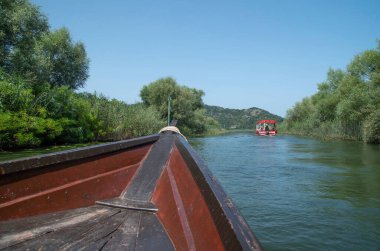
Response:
[32,0,380,117]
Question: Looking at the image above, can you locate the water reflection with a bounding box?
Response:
[189,133,380,250]
[289,138,380,207]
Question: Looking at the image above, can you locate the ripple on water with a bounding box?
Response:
[190,133,380,250]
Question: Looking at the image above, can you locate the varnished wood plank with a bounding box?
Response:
[0,163,140,221]
[0,134,159,175]
[122,133,175,201]
[151,169,189,250]
[0,145,150,202]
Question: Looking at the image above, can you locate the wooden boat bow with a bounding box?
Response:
[0,129,262,250]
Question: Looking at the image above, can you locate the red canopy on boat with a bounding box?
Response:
[256,120,277,124]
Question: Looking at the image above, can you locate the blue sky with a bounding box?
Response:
[32,0,380,117]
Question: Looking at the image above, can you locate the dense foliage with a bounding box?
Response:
[140,77,221,135]
[205,105,283,129]
[0,71,165,149]
[0,0,89,89]
[282,41,380,143]
[0,1,223,150]
[0,0,165,150]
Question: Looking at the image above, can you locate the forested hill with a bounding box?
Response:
[205,105,283,129]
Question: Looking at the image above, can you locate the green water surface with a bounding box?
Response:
[190,133,380,250]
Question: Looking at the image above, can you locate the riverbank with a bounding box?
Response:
[279,42,380,144]
[277,122,372,143]
[191,128,257,137]
[0,142,100,162]
[0,128,254,162]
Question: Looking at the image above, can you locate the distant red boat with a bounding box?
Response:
[0,126,262,250]
[256,120,277,136]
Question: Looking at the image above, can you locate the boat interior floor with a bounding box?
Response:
[0,203,174,250]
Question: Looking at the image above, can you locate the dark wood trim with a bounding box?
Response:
[135,212,175,250]
[0,134,159,175]
[96,198,158,212]
[122,132,175,202]
[175,135,263,251]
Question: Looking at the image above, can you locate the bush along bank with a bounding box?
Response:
[0,72,165,150]
[281,41,380,144]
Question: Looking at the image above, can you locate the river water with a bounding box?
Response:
[189,132,380,250]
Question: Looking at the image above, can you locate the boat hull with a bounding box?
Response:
[0,132,262,250]
[256,130,277,136]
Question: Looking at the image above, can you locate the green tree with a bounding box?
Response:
[122,103,165,138]
[348,41,380,88]
[140,77,207,134]
[0,0,89,89]
[283,40,380,142]
[31,28,89,89]
[347,40,380,110]
[0,0,48,71]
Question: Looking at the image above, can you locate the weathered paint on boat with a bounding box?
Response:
[0,130,262,250]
